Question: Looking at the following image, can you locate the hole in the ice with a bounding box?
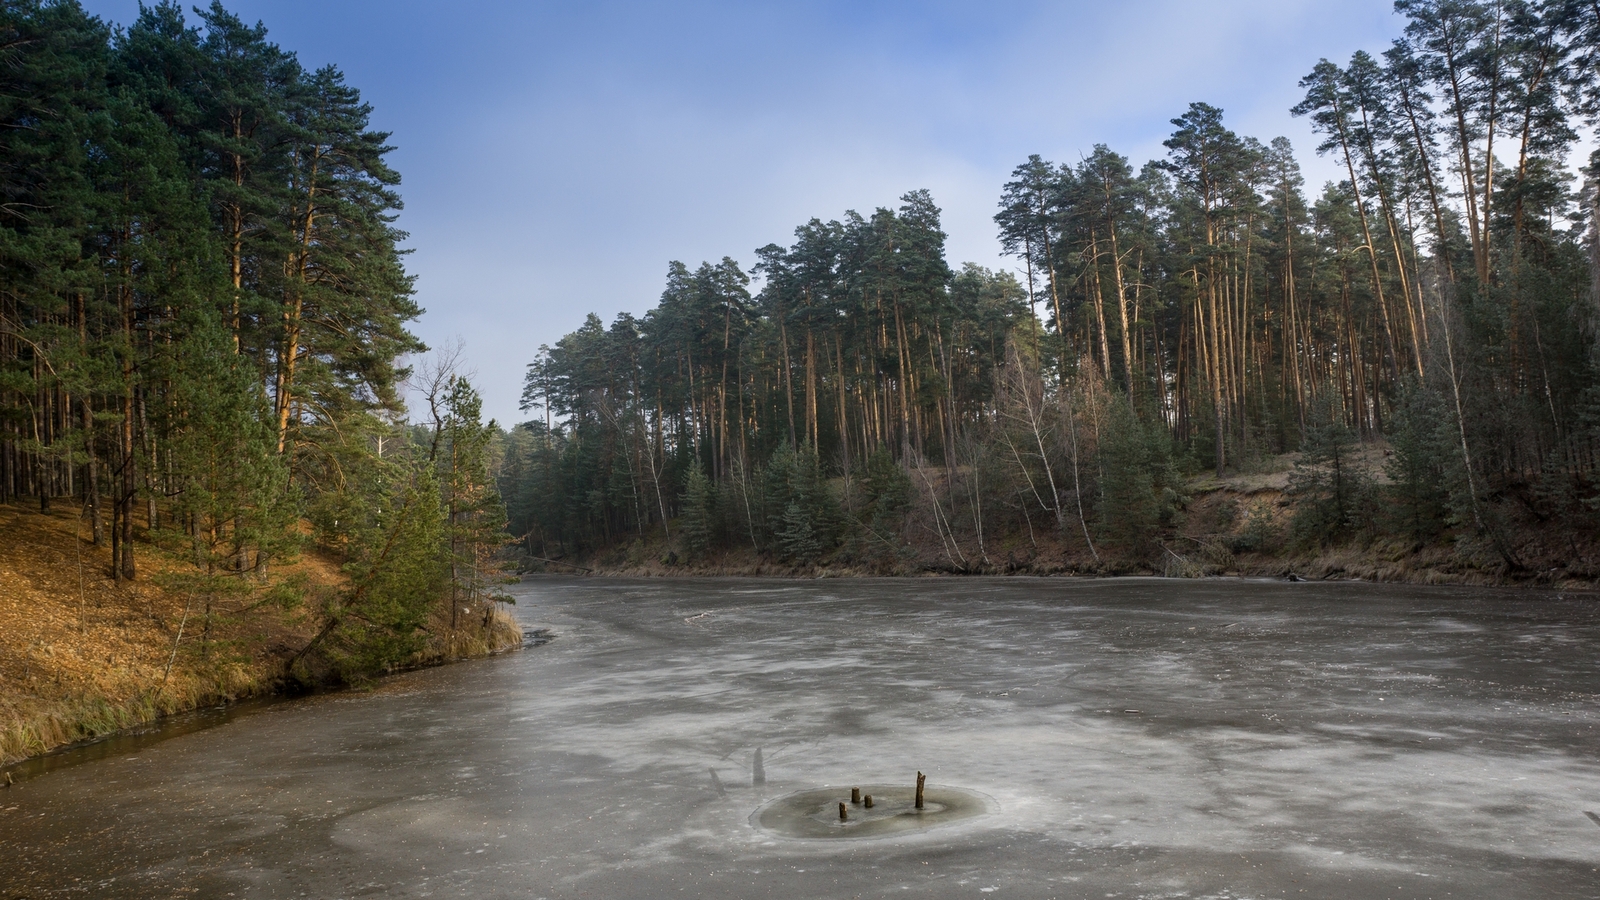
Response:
[752,785,993,839]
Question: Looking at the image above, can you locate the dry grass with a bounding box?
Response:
[0,503,522,767]
[421,607,524,661]
[0,503,295,765]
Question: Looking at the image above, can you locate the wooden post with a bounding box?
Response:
[839,801,848,821]
[915,771,925,809]
[864,794,873,808]
[851,787,861,804]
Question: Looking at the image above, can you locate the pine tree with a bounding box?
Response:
[680,466,713,559]
[319,463,448,682]
[777,501,821,564]
[1096,395,1183,553]
[850,447,912,565]
[1289,399,1371,547]
[1383,386,1453,541]
[437,376,508,630]
[154,316,297,654]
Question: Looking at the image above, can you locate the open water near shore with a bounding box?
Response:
[2,576,1599,898]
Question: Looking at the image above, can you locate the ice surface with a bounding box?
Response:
[2,576,1599,898]
[754,784,993,839]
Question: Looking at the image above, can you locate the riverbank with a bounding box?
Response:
[0,503,521,768]
[553,454,1600,591]
[575,541,1592,589]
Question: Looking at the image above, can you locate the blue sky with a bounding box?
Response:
[82,0,1404,425]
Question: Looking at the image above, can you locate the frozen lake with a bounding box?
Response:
[4,576,1600,898]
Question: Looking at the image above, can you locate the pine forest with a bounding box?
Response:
[507,0,1600,578]
[6,0,1600,751]
[0,0,514,714]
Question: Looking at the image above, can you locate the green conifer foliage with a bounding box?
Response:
[860,448,912,533]
[437,377,509,629]
[0,2,511,684]
[158,319,295,569]
[150,317,298,663]
[759,444,798,546]
[499,0,1600,574]
[758,444,839,563]
[1289,400,1372,548]
[777,501,822,564]
[1383,386,1454,541]
[1096,395,1184,552]
[679,466,713,559]
[318,464,447,682]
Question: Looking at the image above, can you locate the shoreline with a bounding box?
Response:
[11,566,1590,780]
[10,531,1594,775]
[0,617,524,778]
[564,551,1600,593]
[0,503,523,771]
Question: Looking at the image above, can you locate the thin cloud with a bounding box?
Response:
[81,0,1401,424]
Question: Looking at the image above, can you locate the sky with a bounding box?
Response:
[82,0,1406,426]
